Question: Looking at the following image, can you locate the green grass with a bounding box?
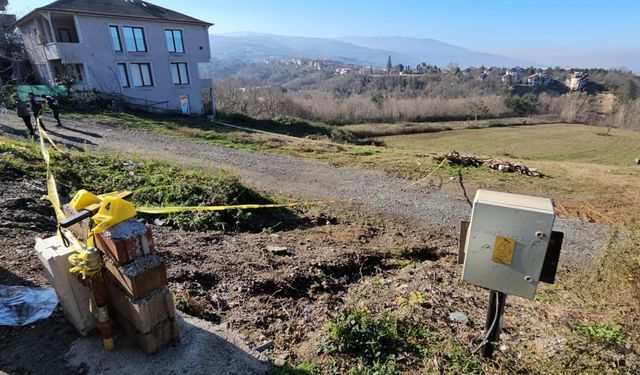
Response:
[0,135,270,231]
[382,123,640,166]
[316,308,482,374]
[575,322,626,348]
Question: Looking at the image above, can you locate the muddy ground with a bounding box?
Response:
[0,166,463,373]
[2,160,608,374]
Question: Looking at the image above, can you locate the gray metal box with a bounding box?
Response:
[462,190,555,299]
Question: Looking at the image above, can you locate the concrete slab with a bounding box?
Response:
[65,313,270,375]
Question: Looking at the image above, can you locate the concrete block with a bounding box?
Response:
[104,255,167,299]
[95,219,155,264]
[106,283,175,334]
[34,236,97,335]
[114,310,180,355]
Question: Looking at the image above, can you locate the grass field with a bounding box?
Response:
[382,123,640,166]
[381,123,640,225]
[64,112,640,226]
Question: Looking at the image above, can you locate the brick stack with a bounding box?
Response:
[95,218,179,354]
[62,204,179,354]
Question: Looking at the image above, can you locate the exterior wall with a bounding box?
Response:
[75,15,212,114]
[19,12,213,115]
[18,18,53,84]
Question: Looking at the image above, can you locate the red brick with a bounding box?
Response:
[104,256,167,300]
[95,226,155,264]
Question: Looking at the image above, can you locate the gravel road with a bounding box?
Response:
[0,114,611,262]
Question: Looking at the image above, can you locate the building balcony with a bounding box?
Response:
[43,42,83,64]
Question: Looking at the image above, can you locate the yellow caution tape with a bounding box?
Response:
[36,120,66,222]
[401,158,447,190]
[33,118,334,232]
[137,201,332,214]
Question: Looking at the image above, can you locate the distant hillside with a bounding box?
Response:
[337,35,537,68]
[210,32,538,70]
[210,32,416,67]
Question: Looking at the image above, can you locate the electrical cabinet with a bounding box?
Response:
[461,190,555,299]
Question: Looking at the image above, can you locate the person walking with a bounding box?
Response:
[16,98,35,137]
[41,94,62,127]
[28,93,47,131]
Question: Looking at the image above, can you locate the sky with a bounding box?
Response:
[8,0,640,70]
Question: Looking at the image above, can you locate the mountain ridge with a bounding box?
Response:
[210,31,539,68]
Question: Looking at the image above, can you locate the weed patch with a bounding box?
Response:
[0,135,270,231]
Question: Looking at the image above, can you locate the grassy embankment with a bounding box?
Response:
[0,135,270,231]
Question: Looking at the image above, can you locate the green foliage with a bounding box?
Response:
[505,93,539,116]
[330,128,357,144]
[0,85,18,109]
[50,151,266,231]
[270,362,319,375]
[352,149,382,157]
[0,138,47,177]
[370,93,384,110]
[0,135,268,231]
[319,308,440,371]
[575,322,625,348]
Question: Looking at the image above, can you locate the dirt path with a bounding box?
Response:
[0,113,610,262]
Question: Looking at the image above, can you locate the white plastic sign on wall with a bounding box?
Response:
[461,190,555,299]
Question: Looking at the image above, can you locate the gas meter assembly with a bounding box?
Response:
[461,189,559,300]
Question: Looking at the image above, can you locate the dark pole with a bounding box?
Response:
[482,290,507,359]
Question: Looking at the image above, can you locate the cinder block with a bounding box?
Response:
[34,236,97,335]
[95,219,155,264]
[104,255,167,300]
[106,283,175,334]
[114,310,180,355]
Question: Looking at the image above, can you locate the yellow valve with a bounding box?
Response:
[68,249,102,279]
[91,196,137,235]
[70,189,101,211]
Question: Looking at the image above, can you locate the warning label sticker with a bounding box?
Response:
[492,236,516,265]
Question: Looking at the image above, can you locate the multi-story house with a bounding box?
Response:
[15,0,214,115]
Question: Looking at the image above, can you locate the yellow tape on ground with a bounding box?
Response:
[137,201,332,214]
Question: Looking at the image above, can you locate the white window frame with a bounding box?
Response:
[170,62,190,85]
[130,62,154,87]
[122,26,147,52]
[164,28,185,53]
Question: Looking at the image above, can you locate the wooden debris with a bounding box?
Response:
[436,151,543,177]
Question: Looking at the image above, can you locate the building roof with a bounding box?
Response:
[16,0,212,27]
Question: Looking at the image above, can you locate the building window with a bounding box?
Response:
[165,29,184,53]
[109,26,122,52]
[58,28,71,43]
[130,63,153,87]
[117,63,129,88]
[170,62,189,85]
[122,26,146,52]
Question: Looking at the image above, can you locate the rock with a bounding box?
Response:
[449,311,469,324]
[255,340,274,352]
[265,245,288,255]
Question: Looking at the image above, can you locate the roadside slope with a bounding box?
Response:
[0,114,609,262]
